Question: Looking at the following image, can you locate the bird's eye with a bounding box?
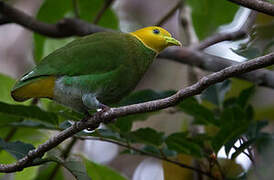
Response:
[153,29,160,34]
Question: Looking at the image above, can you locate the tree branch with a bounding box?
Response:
[0,52,273,173]
[227,0,274,16]
[160,48,274,88]
[72,0,80,18]
[0,1,111,37]
[93,0,115,24]
[76,136,215,179]
[48,137,77,179]
[192,11,257,50]
[155,0,183,26]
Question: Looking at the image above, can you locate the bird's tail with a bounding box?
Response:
[11,76,56,102]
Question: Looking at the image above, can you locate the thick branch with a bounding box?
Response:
[160,48,274,88]
[0,52,273,173]
[227,0,274,16]
[0,1,111,37]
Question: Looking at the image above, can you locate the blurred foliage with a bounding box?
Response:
[0,138,35,160]
[233,19,274,59]
[34,0,118,62]
[186,0,238,40]
[232,13,274,61]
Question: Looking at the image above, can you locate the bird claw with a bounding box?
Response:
[82,104,113,131]
[94,104,110,120]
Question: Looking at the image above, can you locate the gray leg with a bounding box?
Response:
[82,93,101,110]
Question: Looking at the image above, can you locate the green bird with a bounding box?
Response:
[11,26,181,114]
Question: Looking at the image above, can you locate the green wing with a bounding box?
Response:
[21,32,139,80]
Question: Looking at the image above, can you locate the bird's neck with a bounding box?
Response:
[130,32,160,53]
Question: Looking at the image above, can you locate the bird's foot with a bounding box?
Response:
[83,104,113,131]
[94,104,111,120]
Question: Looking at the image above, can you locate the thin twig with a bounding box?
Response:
[240,137,255,165]
[48,137,78,180]
[227,0,274,16]
[155,0,183,26]
[4,127,17,142]
[0,52,273,173]
[233,144,254,163]
[72,0,80,18]
[192,11,257,50]
[76,136,215,179]
[180,5,199,85]
[93,0,114,24]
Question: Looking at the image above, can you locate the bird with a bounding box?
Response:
[11,26,181,116]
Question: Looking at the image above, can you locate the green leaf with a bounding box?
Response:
[245,105,254,121]
[5,120,57,130]
[223,97,238,109]
[45,101,84,122]
[62,157,91,180]
[0,112,22,126]
[115,90,176,132]
[0,149,39,180]
[237,86,255,108]
[213,158,244,179]
[186,0,238,39]
[15,166,39,180]
[119,89,176,106]
[77,0,118,29]
[34,0,75,61]
[246,120,268,139]
[0,101,58,125]
[128,128,164,146]
[141,145,161,156]
[114,113,153,133]
[224,138,238,157]
[223,85,255,112]
[201,80,231,107]
[84,157,126,180]
[0,127,48,161]
[34,162,64,180]
[0,138,35,160]
[233,21,274,59]
[165,132,203,157]
[178,97,217,125]
[90,129,126,142]
[0,74,16,103]
[34,0,118,62]
[212,106,250,152]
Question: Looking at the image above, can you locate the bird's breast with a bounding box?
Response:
[53,76,87,112]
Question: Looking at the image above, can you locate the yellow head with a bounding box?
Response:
[130,26,181,53]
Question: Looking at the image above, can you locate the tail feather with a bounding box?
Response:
[11,76,56,102]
